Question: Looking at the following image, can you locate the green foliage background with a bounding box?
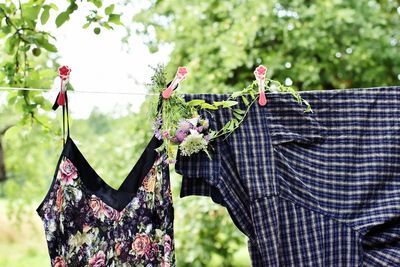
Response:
[0,0,399,266]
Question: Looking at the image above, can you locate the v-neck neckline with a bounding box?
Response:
[62,135,164,212]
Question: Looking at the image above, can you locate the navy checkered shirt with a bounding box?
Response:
[175,86,400,267]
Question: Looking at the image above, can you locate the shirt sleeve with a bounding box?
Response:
[174,93,230,204]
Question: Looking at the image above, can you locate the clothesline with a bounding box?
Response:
[0,86,158,96]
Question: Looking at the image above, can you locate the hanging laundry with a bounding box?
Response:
[36,90,175,266]
[176,86,400,267]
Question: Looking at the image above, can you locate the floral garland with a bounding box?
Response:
[149,65,312,163]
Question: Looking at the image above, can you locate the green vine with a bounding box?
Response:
[148,65,312,162]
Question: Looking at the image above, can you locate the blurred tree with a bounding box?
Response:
[133,0,400,92]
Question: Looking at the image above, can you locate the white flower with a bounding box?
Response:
[179,132,208,156]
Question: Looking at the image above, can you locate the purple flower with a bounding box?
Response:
[154,128,162,140]
[196,126,204,133]
[177,120,191,132]
[175,129,187,142]
[204,134,211,143]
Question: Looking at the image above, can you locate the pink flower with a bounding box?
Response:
[89,251,106,267]
[59,158,78,185]
[103,205,120,220]
[132,233,151,257]
[162,130,170,139]
[254,65,267,78]
[89,196,105,218]
[145,243,159,261]
[164,234,172,256]
[53,256,66,267]
[56,187,64,212]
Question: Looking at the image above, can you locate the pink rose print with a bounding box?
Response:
[54,256,67,267]
[103,204,120,221]
[145,243,159,261]
[89,251,106,267]
[59,159,78,185]
[164,234,172,256]
[89,196,105,219]
[132,233,151,257]
[56,187,64,212]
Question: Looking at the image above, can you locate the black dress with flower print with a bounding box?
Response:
[36,135,175,267]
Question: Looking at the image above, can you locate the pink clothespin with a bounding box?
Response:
[254,65,267,106]
[162,67,188,99]
[57,65,71,106]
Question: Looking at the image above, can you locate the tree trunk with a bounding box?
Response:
[0,125,13,182]
[0,140,5,182]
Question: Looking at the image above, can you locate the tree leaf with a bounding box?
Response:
[82,22,91,29]
[5,35,18,55]
[55,12,69,27]
[105,4,115,15]
[40,6,50,25]
[36,36,57,52]
[108,14,122,25]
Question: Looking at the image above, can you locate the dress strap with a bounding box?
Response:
[52,90,70,146]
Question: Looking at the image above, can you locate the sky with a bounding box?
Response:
[42,1,171,119]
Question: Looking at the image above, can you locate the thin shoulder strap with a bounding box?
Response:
[52,90,70,146]
[62,91,70,143]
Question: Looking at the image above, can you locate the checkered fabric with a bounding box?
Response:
[175,86,400,267]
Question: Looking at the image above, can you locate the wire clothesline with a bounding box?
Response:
[0,86,158,96]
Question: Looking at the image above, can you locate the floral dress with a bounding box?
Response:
[36,136,175,267]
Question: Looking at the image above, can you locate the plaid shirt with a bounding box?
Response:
[175,86,400,266]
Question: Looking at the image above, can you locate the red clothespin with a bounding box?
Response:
[162,67,188,99]
[254,65,267,106]
[57,65,72,106]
